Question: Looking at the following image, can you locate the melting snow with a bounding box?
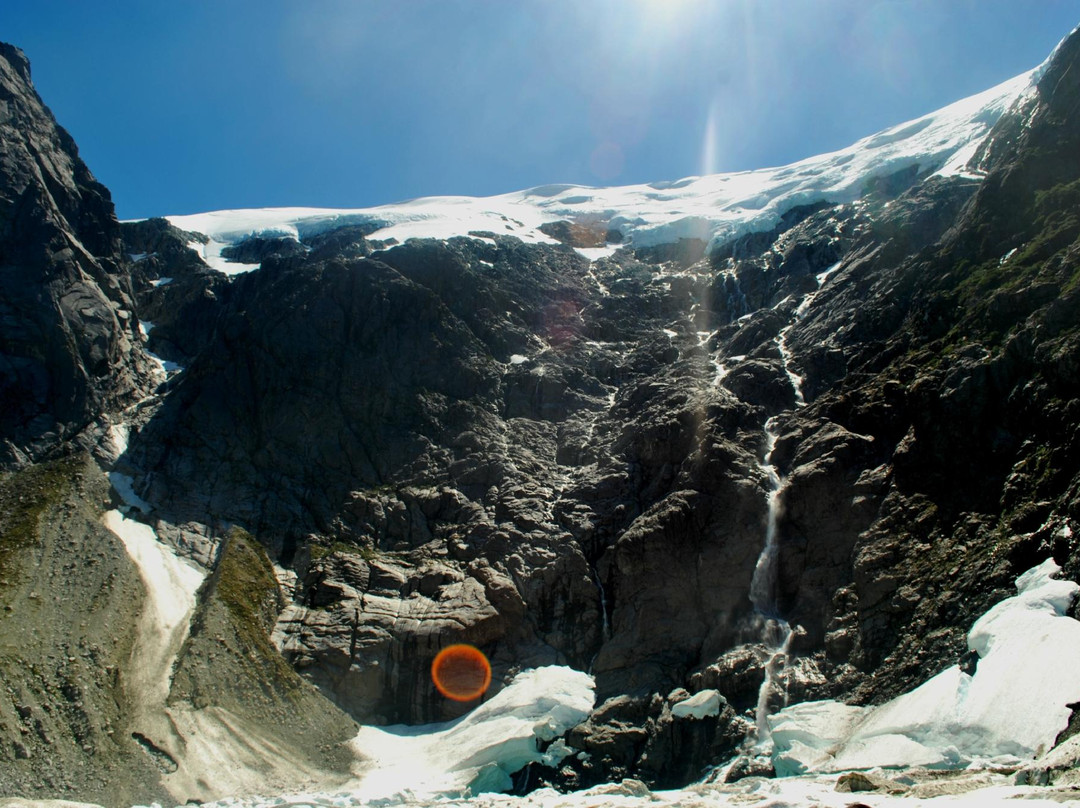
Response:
[573,245,622,261]
[109,472,152,513]
[186,239,260,275]
[104,510,205,709]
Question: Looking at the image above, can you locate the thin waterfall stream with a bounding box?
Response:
[741,264,842,750]
[747,415,794,748]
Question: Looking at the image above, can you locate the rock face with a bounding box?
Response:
[0,44,153,467]
[118,24,1080,758]
[4,28,1080,799]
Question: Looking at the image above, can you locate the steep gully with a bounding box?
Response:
[739,261,841,750]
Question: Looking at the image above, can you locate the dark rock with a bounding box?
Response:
[221,235,307,264]
[0,44,154,465]
[539,220,614,248]
[304,223,382,260]
[554,690,744,790]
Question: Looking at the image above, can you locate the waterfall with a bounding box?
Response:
[723,268,749,319]
[587,566,612,674]
[747,416,794,749]
[593,568,612,642]
[753,619,794,746]
[748,419,785,615]
[743,261,845,748]
[775,259,841,409]
[776,325,805,407]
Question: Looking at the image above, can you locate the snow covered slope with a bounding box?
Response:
[163,69,1038,272]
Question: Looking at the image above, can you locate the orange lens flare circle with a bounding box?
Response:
[431,644,492,702]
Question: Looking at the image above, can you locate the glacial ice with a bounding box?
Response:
[770,558,1080,775]
[671,689,723,720]
[158,66,1037,266]
[345,666,593,802]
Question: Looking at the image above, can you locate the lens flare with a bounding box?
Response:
[431,644,492,702]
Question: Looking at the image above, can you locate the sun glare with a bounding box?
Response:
[636,0,706,29]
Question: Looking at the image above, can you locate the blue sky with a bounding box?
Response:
[5,1,1079,219]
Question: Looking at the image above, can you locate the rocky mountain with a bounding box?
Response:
[2,25,1080,805]
[0,44,156,468]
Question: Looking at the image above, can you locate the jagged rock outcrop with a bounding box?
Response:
[120,217,231,366]
[542,689,745,790]
[0,44,153,466]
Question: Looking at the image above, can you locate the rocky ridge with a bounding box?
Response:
[0,44,156,468]
[1,27,1080,802]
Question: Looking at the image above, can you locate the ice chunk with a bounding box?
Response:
[770,701,865,776]
[671,690,723,720]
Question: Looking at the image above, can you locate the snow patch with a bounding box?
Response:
[146,349,184,377]
[104,510,205,710]
[573,245,621,261]
[109,472,152,513]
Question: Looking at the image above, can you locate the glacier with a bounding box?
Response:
[770,559,1080,776]
[158,67,1038,269]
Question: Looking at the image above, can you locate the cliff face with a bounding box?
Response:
[0,44,152,467]
[2,28,1080,799]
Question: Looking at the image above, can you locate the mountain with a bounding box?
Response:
[2,24,1080,805]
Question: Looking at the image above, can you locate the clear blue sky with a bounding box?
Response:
[5,1,1079,219]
